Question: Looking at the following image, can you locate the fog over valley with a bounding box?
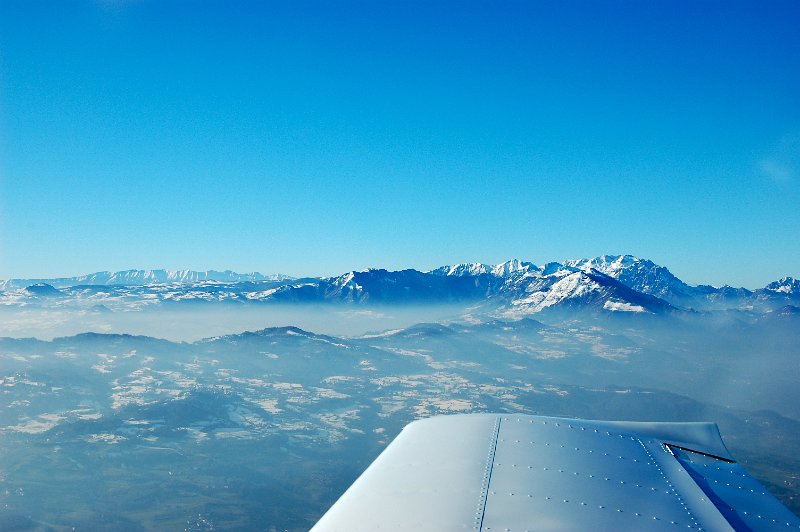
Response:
[0,305,469,343]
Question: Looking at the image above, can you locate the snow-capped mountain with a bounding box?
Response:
[428,259,536,278]
[504,268,675,316]
[268,268,503,304]
[563,255,696,303]
[765,277,800,295]
[428,262,493,277]
[261,260,677,315]
[0,269,292,290]
[428,257,673,314]
[0,258,796,315]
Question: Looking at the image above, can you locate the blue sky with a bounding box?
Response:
[1,1,798,287]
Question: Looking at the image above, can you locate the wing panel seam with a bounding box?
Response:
[640,438,704,529]
[476,416,501,531]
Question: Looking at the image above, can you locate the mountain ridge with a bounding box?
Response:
[1,256,797,315]
[0,269,293,290]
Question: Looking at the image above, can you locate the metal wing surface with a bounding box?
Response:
[312,414,800,531]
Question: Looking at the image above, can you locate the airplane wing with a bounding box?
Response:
[312,414,800,531]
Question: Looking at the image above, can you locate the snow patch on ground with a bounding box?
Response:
[603,300,648,313]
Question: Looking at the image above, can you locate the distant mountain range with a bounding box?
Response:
[1,256,797,315]
[0,269,292,290]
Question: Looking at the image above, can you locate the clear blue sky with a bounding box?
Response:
[1,1,798,288]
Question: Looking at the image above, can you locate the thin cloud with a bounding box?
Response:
[759,133,800,184]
